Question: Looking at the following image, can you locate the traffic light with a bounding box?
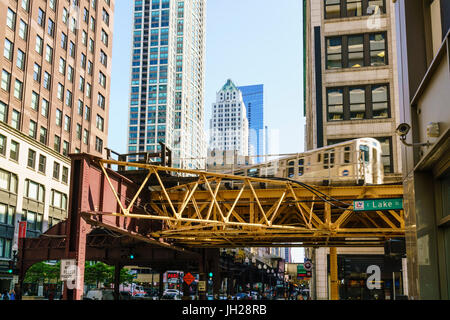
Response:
[208,272,213,278]
[129,254,135,260]
[7,260,17,275]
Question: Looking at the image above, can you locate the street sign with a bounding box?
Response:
[60,259,77,281]
[353,198,403,211]
[183,272,195,285]
[198,281,206,292]
[304,261,312,271]
[297,264,307,278]
[18,221,27,239]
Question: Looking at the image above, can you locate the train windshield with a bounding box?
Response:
[359,145,370,163]
[248,168,259,177]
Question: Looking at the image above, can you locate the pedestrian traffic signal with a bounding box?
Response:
[129,254,135,260]
[208,272,213,278]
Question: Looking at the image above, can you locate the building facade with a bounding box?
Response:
[395,0,449,300]
[303,0,406,300]
[208,79,249,160]
[127,0,206,169]
[0,0,115,291]
[304,0,402,179]
[237,84,264,162]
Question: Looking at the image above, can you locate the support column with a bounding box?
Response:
[329,247,339,300]
[198,249,206,300]
[159,271,164,298]
[114,264,122,300]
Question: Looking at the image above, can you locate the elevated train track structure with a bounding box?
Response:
[17,152,404,300]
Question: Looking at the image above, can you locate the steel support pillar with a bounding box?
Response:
[198,249,206,300]
[329,247,339,300]
[114,264,122,300]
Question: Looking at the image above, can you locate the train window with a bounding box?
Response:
[360,145,369,163]
[317,153,322,163]
[288,160,295,178]
[298,159,304,176]
[329,150,335,168]
[324,153,329,169]
[235,171,244,176]
[248,168,259,177]
[344,146,351,163]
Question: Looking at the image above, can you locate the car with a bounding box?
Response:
[162,289,181,300]
[84,288,133,300]
[235,292,249,300]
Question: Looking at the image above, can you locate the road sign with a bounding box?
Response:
[60,259,77,281]
[297,264,307,278]
[198,281,206,292]
[304,261,312,271]
[183,272,195,285]
[18,221,27,239]
[353,199,403,211]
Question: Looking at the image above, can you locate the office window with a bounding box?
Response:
[35,35,43,54]
[64,115,71,132]
[62,141,69,156]
[6,9,16,30]
[53,162,60,180]
[13,80,23,100]
[39,126,47,144]
[4,39,13,60]
[349,87,366,120]
[45,45,53,63]
[33,63,41,82]
[18,20,27,40]
[0,102,6,123]
[31,91,39,111]
[327,88,344,121]
[57,83,64,100]
[48,18,55,37]
[327,84,390,121]
[59,57,66,74]
[96,115,104,131]
[347,0,363,17]
[326,37,342,69]
[83,129,89,145]
[43,72,51,89]
[54,135,61,152]
[0,134,6,156]
[370,33,387,66]
[29,120,37,138]
[38,154,46,173]
[51,190,67,210]
[62,167,69,184]
[41,99,49,117]
[325,0,385,19]
[1,70,11,92]
[37,8,45,27]
[325,0,341,19]
[347,35,364,68]
[55,109,62,126]
[11,110,20,130]
[27,149,36,168]
[371,85,389,118]
[68,65,74,82]
[0,169,17,193]
[10,140,19,161]
[17,49,25,70]
[76,124,82,140]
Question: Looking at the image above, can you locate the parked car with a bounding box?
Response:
[162,289,181,300]
[84,288,132,300]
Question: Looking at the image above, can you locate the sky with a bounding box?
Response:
[107,0,305,263]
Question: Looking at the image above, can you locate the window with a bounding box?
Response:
[4,39,13,60]
[39,126,47,144]
[64,115,71,132]
[0,101,6,123]
[347,35,364,68]
[62,141,69,156]
[326,32,387,69]
[38,155,46,173]
[0,134,6,156]
[76,124,82,140]
[370,33,387,66]
[36,35,43,54]
[96,115,104,131]
[48,18,55,37]
[1,70,11,92]
[9,140,19,161]
[326,37,342,69]
[6,9,16,30]
[84,106,91,121]
[62,167,69,184]
[37,8,45,27]
[55,109,62,126]
[371,85,389,118]
[349,87,366,120]
[41,99,49,117]
[43,72,51,89]
[57,83,64,100]
[0,169,18,193]
[99,72,106,88]
[325,0,385,19]
[65,90,73,107]
[29,120,37,138]
[54,135,61,152]
[83,129,89,145]
[53,162,60,180]
[59,57,66,74]
[97,93,105,109]
[61,32,67,49]
[19,20,27,40]
[16,49,25,70]
[27,149,36,168]
[31,91,39,111]
[24,210,43,232]
[33,63,41,82]
[11,110,20,130]
[51,190,67,210]
[0,204,15,226]
[95,137,103,153]
[327,88,344,121]
[327,84,390,121]
[68,66,74,82]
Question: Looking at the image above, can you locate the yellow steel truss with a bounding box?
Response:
[89,159,404,248]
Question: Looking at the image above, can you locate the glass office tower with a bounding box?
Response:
[238,84,264,163]
[128,0,206,169]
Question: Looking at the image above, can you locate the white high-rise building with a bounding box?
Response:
[127,0,207,169]
[209,80,249,160]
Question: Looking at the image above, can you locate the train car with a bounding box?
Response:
[227,138,384,186]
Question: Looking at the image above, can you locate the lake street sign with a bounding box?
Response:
[353,199,403,211]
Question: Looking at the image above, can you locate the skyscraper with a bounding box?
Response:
[238,84,264,162]
[0,0,115,290]
[209,79,249,160]
[127,0,206,169]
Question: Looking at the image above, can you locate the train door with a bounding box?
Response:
[359,144,372,184]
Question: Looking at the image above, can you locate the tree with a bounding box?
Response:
[84,262,112,288]
[24,261,60,284]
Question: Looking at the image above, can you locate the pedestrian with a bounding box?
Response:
[2,290,10,300]
[9,290,15,300]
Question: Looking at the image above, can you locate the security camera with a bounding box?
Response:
[396,123,411,137]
